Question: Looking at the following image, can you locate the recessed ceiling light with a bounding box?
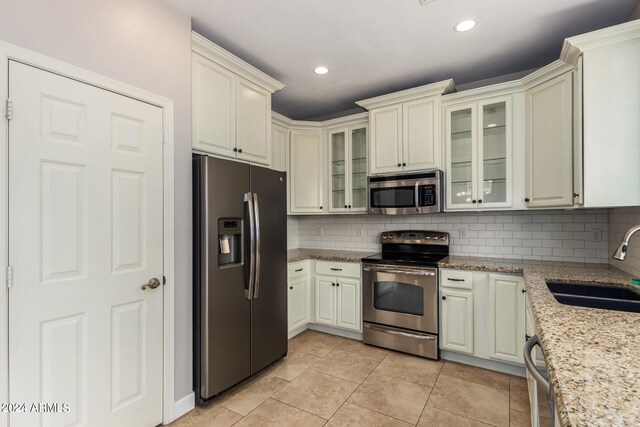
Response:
[454,19,476,32]
[314,66,329,75]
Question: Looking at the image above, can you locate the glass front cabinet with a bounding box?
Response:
[328,124,368,213]
[445,97,512,210]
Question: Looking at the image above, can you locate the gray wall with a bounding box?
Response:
[0,0,194,401]
[631,1,640,20]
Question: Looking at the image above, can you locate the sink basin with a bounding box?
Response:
[546,281,640,313]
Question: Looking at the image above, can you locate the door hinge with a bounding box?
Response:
[162,275,166,285]
[5,98,13,120]
[162,131,167,144]
[6,266,13,288]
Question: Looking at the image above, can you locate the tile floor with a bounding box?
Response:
[171,330,552,426]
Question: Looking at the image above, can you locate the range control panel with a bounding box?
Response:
[379,230,449,245]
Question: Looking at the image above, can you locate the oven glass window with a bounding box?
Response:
[370,186,415,208]
[373,281,424,316]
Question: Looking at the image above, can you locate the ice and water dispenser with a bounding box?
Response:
[218,218,242,267]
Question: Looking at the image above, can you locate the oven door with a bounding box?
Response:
[362,264,438,334]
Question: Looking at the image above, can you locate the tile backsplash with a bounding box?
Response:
[608,207,640,277]
[288,209,610,263]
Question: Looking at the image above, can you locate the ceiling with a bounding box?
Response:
[166,0,638,120]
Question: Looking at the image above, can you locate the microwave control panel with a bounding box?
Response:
[419,184,437,207]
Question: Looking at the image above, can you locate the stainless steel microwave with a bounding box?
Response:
[368,170,443,215]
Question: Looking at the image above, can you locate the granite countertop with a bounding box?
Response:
[287,248,375,263]
[439,255,640,426]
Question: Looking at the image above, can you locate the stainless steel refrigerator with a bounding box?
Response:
[193,155,287,402]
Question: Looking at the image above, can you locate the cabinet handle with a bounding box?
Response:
[442,296,447,300]
[521,289,526,293]
[447,278,465,282]
[289,286,293,290]
[294,268,303,272]
[330,268,342,271]
[573,193,580,198]
[524,197,530,202]
[237,148,243,153]
[472,200,477,204]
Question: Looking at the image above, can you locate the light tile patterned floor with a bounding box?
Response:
[171,330,552,426]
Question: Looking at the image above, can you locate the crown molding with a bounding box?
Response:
[272,111,367,131]
[520,60,574,89]
[192,32,285,93]
[321,112,368,129]
[356,79,456,110]
[442,79,524,105]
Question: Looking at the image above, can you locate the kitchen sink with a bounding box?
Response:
[546,281,640,313]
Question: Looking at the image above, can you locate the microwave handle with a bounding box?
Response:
[414,182,420,212]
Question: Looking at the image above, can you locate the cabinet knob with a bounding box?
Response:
[472,200,477,204]
[332,283,335,287]
[237,148,243,153]
[442,296,446,300]
[478,199,483,204]
[521,289,526,293]
[233,147,238,152]
[397,163,401,167]
[336,283,340,287]
[573,193,580,198]
[402,162,406,167]
[524,197,530,202]
[344,205,347,208]
[289,286,293,290]
[320,206,323,210]
[348,205,351,209]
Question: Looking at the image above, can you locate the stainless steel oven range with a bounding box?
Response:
[361,230,449,360]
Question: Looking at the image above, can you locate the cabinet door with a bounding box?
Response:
[271,123,288,172]
[328,128,348,213]
[525,72,573,207]
[488,274,525,364]
[446,104,478,209]
[403,97,439,171]
[349,126,368,212]
[315,276,336,326]
[288,277,309,332]
[290,131,324,213]
[236,78,270,165]
[192,53,236,157]
[478,98,512,208]
[369,105,402,174]
[440,288,474,354]
[336,278,360,331]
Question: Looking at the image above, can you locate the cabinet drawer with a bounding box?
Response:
[288,261,308,279]
[440,269,473,290]
[315,261,360,278]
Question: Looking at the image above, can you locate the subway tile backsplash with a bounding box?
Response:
[288,209,610,263]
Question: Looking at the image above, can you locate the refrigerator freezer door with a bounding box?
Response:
[194,156,252,399]
[250,166,288,374]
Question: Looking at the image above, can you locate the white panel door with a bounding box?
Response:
[192,53,236,156]
[236,77,270,165]
[315,277,336,326]
[271,123,288,172]
[288,277,309,331]
[525,72,574,207]
[290,131,324,213]
[8,61,163,427]
[336,278,360,331]
[488,274,525,364]
[403,97,439,171]
[369,105,402,174]
[440,289,474,354]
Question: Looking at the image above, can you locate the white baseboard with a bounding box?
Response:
[441,350,526,377]
[307,323,363,340]
[288,324,308,339]
[173,392,195,421]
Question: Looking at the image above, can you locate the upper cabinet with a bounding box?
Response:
[271,121,288,173]
[524,72,574,208]
[327,123,368,213]
[290,130,324,214]
[192,32,284,166]
[357,81,455,175]
[445,96,513,210]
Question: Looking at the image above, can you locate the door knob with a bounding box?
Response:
[141,277,161,290]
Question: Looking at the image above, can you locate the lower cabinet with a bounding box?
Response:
[440,288,474,354]
[288,275,309,331]
[315,275,361,332]
[315,277,337,326]
[440,268,526,366]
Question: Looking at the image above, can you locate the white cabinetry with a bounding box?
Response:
[327,124,368,213]
[192,33,284,166]
[314,261,361,332]
[290,131,324,213]
[525,72,574,208]
[357,80,454,175]
[440,288,474,354]
[488,274,525,364]
[271,122,288,172]
[287,261,310,335]
[445,97,513,210]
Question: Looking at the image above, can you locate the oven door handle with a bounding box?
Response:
[364,266,436,276]
[364,323,436,340]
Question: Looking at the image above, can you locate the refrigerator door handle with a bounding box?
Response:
[245,192,256,300]
[253,193,261,299]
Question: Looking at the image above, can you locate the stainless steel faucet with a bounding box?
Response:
[612,224,640,261]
